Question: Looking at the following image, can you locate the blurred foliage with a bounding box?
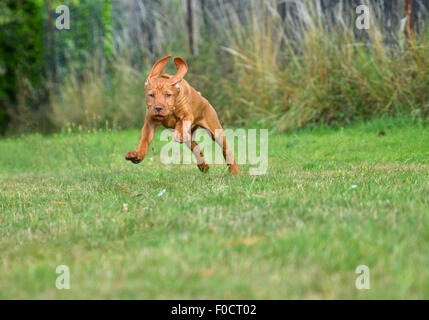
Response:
[0,0,113,133]
[0,0,428,133]
[47,0,113,78]
[0,0,44,133]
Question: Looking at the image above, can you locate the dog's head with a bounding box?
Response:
[144,55,187,119]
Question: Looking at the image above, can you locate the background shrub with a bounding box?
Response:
[1,0,428,133]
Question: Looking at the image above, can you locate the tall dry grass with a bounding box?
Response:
[48,0,188,131]
[48,0,429,131]
[213,0,429,130]
[49,55,147,130]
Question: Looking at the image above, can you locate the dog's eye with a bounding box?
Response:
[166,93,172,98]
[148,93,155,98]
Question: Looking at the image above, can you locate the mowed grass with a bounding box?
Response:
[0,118,428,299]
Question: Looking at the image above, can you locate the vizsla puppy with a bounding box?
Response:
[125,55,241,173]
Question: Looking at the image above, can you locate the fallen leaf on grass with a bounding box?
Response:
[131,193,143,197]
[52,201,66,205]
[198,268,214,277]
[226,237,262,247]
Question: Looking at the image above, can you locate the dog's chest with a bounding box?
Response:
[160,115,178,129]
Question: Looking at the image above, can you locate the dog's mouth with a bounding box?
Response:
[153,113,167,119]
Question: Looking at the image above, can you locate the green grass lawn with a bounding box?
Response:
[0,118,428,299]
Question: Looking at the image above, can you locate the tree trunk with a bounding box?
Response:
[187,0,194,55]
[201,0,210,35]
[47,0,57,83]
[405,0,414,38]
[277,1,286,21]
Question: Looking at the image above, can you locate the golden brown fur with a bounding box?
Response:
[125,55,240,173]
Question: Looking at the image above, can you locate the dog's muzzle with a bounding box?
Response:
[153,105,167,117]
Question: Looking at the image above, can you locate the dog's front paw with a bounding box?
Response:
[125,151,143,164]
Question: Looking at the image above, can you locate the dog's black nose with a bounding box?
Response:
[154,105,163,112]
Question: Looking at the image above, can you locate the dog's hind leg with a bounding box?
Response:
[211,128,241,174]
[198,110,241,174]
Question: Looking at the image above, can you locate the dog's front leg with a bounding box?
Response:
[125,120,157,164]
[173,114,193,143]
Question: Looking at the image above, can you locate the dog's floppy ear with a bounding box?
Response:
[148,55,171,82]
[169,57,188,85]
